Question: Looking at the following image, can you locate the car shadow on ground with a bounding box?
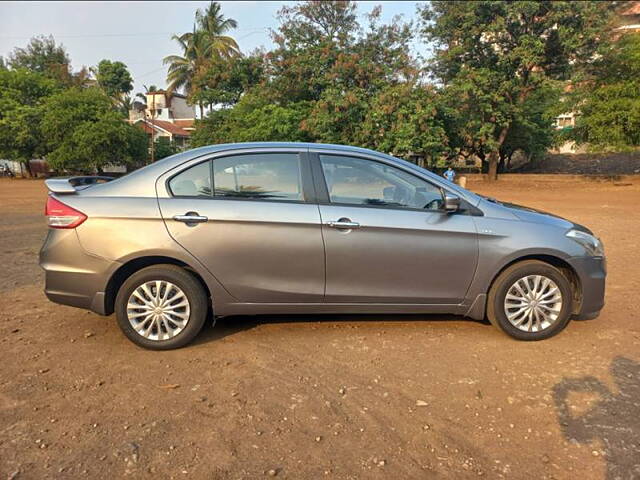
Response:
[192,313,487,346]
[553,356,640,479]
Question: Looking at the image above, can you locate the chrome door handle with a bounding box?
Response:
[327,220,360,229]
[173,213,208,224]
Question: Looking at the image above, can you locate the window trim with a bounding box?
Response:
[311,152,448,213]
[166,150,316,204]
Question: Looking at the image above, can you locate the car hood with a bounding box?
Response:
[498,201,593,234]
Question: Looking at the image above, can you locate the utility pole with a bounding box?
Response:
[149,92,156,164]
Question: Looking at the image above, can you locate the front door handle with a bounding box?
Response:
[327,219,360,229]
[173,212,208,224]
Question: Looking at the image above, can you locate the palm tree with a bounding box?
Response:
[163,29,207,117]
[195,1,239,58]
[163,1,240,118]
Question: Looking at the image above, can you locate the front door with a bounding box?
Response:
[316,153,478,304]
[158,151,325,303]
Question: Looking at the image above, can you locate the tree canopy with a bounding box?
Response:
[191,0,621,174]
[7,35,70,75]
[95,59,134,102]
[42,88,147,172]
[567,33,640,151]
[154,137,180,161]
[419,0,616,178]
[0,69,60,164]
[0,61,147,173]
[193,1,447,163]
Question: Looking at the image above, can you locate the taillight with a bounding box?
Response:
[45,196,87,229]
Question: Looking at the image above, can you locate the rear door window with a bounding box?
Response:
[212,153,303,201]
[169,161,212,197]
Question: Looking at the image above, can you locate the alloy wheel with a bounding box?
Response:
[503,275,563,333]
[126,280,190,341]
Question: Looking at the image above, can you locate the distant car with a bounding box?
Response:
[67,176,114,188]
[39,143,606,349]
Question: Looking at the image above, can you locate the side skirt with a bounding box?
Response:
[215,302,470,317]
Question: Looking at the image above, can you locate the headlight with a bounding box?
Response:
[566,229,604,257]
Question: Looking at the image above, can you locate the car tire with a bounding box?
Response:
[115,265,208,350]
[487,260,573,341]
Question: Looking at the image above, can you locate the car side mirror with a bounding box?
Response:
[444,193,460,212]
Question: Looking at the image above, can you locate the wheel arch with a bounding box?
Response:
[104,255,212,315]
[487,254,582,316]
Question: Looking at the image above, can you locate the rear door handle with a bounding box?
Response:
[173,213,208,224]
[327,219,360,229]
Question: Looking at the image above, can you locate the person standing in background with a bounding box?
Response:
[443,166,456,183]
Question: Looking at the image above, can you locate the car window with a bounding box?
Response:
[213,153,303,201]
[319,155,444,210]
[169,161,212,197]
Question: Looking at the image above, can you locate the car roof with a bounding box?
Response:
[80,142,481,205]
[175,142,388,158]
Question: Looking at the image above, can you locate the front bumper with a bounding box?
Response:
[568,255,606,319]
[39,229,116,315]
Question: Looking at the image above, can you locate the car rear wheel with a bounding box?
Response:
[487,260,573,341]
[115,265,208,350]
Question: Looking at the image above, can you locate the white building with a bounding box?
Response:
[129,90,196,149]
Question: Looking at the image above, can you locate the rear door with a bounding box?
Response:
[314,152,478,304]
[158,149,325,303]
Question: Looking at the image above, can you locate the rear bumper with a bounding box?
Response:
[39,229,117,315]
[568,256,606,319]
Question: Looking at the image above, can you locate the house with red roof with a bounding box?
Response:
[129,90,196,150]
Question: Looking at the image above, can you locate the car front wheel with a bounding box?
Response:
[487,260,573,341]
[115,265,208,350]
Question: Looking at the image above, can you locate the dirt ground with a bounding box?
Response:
[1,176,639,480]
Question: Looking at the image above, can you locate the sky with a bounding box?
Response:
[0,1,423,95]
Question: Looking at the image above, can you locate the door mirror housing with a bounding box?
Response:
[444,193,461,212]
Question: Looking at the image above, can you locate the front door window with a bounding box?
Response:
[320,155,444,210]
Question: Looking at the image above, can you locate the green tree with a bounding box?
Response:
[7,35,70,75]
[95,59,134,111]
[274,0,356,49]
[0,69,60,174]
[154,137,179,160]
[193,51,265,109]
[191,92,312,146]
[356,84,449,163]
[420,1,615,179]
[500,86,561,168]
[271,2,417,146]
[6,35,93,87]
[568,33,640,151]
[41,88,147,172]
[193,1,430,151]
[266,0,358,103]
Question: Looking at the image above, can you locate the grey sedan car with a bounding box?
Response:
[40,143,606,349]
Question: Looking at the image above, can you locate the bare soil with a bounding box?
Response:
[1,176,639,479]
